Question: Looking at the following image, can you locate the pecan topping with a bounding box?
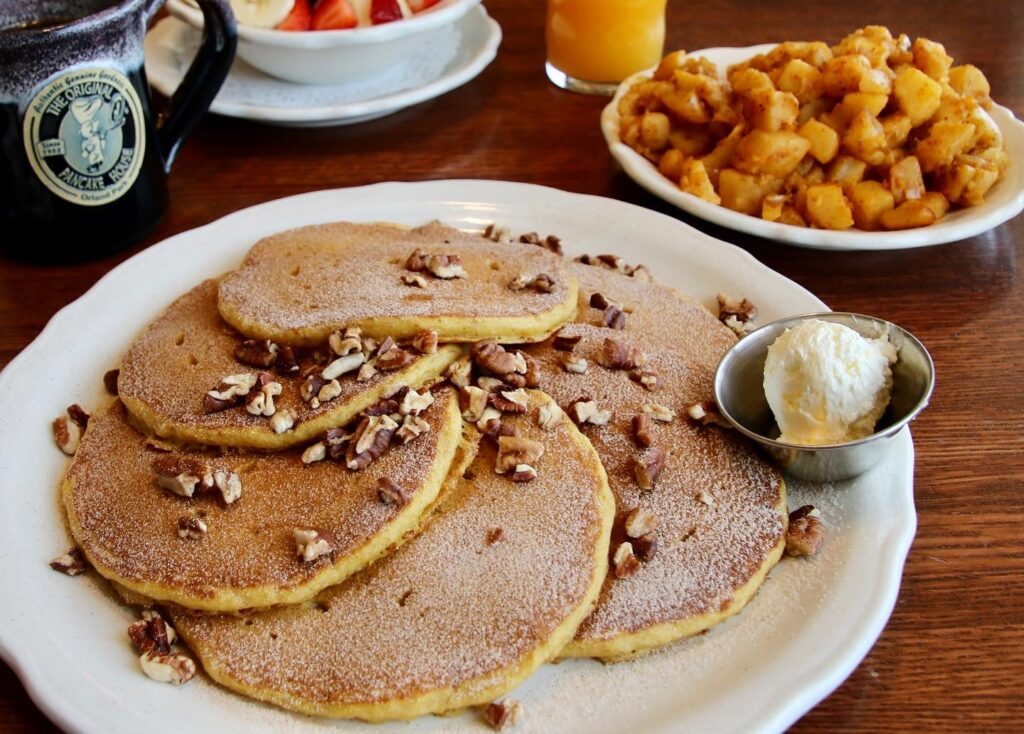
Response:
[178,516,208,540]
[400,388,434,416]
[786,505,824,557]
[489,389,529,414]
[407,330,439,354]
[485,527,504,545]
[476,406,502,433]
[598,337,645,370]
[103,368,120,395]
[397,414,430,444]
[560,354,588,374]
[204,372,257,413]
[378,477,411,507]
[49,547,86,576]
[598,254,628,272]
[519,230,563,254]
[460,386,489,423]
[643,403,676,422]
[512,464,538,482]
[686,401,732,428]
[521,352,540,388]
[328,327,362,357]
[324,427,353,460]
[245,372,282,417]
[633,533,658,562]
[235,339,279,368]
[717,292,757,324]
[537,401,563,431]
[407,249,468,279]
[66,403,90,428]
[509,273,556,293]
[293,528,334,562]
[589,292,611,309]
[481,416,517,442]
[476,376,507,393]
[632,413,655,448]
[630,369,660,391]
[139,651,196,685]
[356,361,378,382]
[471,341,527,381]
[633,447,666,490]
[301,441,327,464]
[151,455,209,498]
[569,400,612,426]
[624,507,658,538]
[446,357,472,388]
[482,699,523,731]
[603,305,626,329]
[551,330,581,351]
[612,542,641,578]
[401,273,427,288]
[129,610,175,655]
[276,345,300,375]
[495,435,545,475]
[365,395,401,416]
[311,378,342,407]
[482,222,510,242]
[697,490,715,506]
[269,408,296,434]
[346,414,398,470]
[52,414,82,456]
[322,352,365,380]
[212,470,242,505]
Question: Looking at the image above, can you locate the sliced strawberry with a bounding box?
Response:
[311,0,357,30]
[370,0,403,24]
[407,0,440,12]
[277,0,312,30]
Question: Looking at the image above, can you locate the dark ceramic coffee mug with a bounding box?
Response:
[0,0,236,259]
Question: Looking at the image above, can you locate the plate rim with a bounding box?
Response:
[0,179,917,734]
[145,6,502,124]
[601,43,1024,251]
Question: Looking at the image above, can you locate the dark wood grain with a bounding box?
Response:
[2,0,1023,730]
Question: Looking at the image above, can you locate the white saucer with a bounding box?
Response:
[144,6,501,127]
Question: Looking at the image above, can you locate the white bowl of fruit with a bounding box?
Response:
[168,0,482,84]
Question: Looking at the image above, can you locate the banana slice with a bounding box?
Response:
[229,0,296,28]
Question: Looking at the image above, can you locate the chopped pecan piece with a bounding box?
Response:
[128,610,175,655]
[476,376,506,393]
[139,652,195,685]
[324,427,353,460]
[407,330,439,354]
[598,253,626,271]
[630,369,660,391]
[518,231,562,254]
[482,699,523,731]
[301,442,327,464]
[66,404,89,428]
[633,447,666,490]
[409,249,467,279]
[717,292,757,325]
[293,528,334,562]
[603,305,626,329]
[49,547,86,576]
[397,414,430,444]
[481,416,516,442]
[632,413,655,448]
[489,389,529,414]
[495,435,545,474]
[460,386,489,423]
[569,400,612,426]
[346,414,398,470]
[521,352,540,388]
[400,273,427,288]
[511,464,538,482]
[643,403,676,422]
[628,264,652,280]
[551,330,581,351]
[276,345,300,375]
[103,368,120,395]
[245,372,282,417]
[204,373,257,413]
[178,516,208,540]
[446,357,472,388]
[328,327,362,357]
[475,406,502,433]
[697,490,715,506]
[52,414,82,456]
[234,339,279,368]
[482,223,510,242]
[316,379,343,406]
[786,505,824,557]
[377,477,411,507]
[509,273,556,293]
[471,340,526,380]
[269,408,296,434]
[356,361,378,382]
[212,470,242,505]
[599,337,645,370]
[376,344,415,371]
[322,352,365,380]
[537,401,563,431]
[589,292,611,310]
[485,527,504,545]
[624,507,658,538]
[151,455,209,498]
[560,354,588,374]
[400,388,434,416]
[686,401,732,428]
[633,533,658,562]
[612,542,641,578]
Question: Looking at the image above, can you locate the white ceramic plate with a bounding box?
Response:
[144,6,501,126]
[0,180,916,734]
[602,44,1024,251]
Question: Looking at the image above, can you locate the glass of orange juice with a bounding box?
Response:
[546,0,668,95]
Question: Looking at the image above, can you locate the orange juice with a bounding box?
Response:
[546,0,667,85]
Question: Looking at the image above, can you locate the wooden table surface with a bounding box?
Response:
[2,0,1022,730]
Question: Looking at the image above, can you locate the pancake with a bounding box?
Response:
[523,261,787,661]
[63,388,461,612]
[216,221,579,346]
[118,280,462,449]
[171,391,614,720]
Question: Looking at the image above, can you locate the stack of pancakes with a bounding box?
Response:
[57,221,787,722]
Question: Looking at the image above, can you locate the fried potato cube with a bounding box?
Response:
[798,98,832,126]
[658,148,685,181]
[881,113,913,148]
[826,155,868,187]
[913,37,953,81]
[892,67,943,125]
[679,158,721,204]
[617,80,672,118]
[948,64,992,107]
[701,123,746,174]
[822,55,891,96]
[888,155,925,204]
[921,191,950,220]
[889,33,914,66]
[777,204,807,226]
[730,68,775,95]
[848,180,896,230]
[936,154,1001,206]
[880,199,936,230]
[732,130,811,177]
[798,118,839,164]
[718,169,773,214]
[640,112,671,151]
[832,26,892,68]
[674,71,730,112]
[835,92,889,125]
[653,50,718,81]
[843,110,888,166]
[661,88,711,124]
[776,59,825,104]
[742,88,800,131]
[762,194,787,221]
[667,125,715,157]
[915,120,976,172]
[805,184,854,229]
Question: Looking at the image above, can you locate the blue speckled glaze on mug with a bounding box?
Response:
[0,0,235,259]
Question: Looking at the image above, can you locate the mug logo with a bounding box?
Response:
[22,67,146,207]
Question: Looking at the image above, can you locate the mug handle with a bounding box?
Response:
[145,0,237,171]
